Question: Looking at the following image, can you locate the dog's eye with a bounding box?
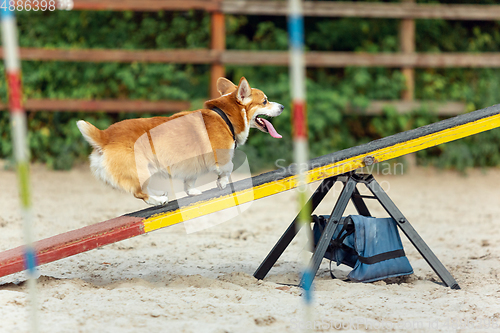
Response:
[263,99,268,105]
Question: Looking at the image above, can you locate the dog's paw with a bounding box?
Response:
[187,188,202,196]
[216,177,229,190]
[146,195,169,206]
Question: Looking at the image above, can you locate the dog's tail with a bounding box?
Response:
[77,120,107,150]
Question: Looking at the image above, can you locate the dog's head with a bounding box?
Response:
[217,77,284,139]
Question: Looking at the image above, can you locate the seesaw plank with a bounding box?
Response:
[1,104,499,278]
[0,216,144,278]
[136,104,500,233]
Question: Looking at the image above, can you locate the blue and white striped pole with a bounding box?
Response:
[288,0,314,329]
[1,7,39,333]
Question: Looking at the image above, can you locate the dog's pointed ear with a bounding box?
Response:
[217,77,237,95]
[236,77,252,104]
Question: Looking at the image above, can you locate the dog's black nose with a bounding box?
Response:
[278,103,284,111]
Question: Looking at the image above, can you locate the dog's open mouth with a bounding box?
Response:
[255,116,282,139]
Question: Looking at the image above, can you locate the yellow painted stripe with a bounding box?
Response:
[142,113,500,233]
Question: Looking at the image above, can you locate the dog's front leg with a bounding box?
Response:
[216,161,233,190]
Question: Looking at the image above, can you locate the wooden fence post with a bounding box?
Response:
[210,11,226,99]
[400,0,415,101]
[400,0,417,167]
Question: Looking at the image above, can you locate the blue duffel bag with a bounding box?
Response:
[312,215,413,283]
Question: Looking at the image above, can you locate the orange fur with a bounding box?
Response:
[77,77,283,205]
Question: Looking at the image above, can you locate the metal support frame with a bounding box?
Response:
[254,172,460,290]
[253,176,337,280]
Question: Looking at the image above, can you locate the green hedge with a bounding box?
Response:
[1,5,499,171]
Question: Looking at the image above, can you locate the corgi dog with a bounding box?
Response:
[77,77,284,205]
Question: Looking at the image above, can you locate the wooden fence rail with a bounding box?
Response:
[9,48,218,64]
[5,0,500,114]
[0,99,191,113]
[8,48,500,68]
[222,1,500,20]
[68,0,500,21]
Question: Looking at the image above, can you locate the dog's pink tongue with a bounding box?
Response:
[261,118,282,138]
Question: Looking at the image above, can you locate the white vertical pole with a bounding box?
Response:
[1,7,39,333]
[288,0,314,330]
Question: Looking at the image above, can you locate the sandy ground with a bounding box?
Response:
[0,163,500,332]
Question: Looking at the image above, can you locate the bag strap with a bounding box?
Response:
[329,218,355,253]
[328,260,350,282]
[358,249,406,265]
[312,215,357,255]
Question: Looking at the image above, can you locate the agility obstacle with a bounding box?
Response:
[254,172,461,289]
[2,6,40,331]
[0,104,499,283]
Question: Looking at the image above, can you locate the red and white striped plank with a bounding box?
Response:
[0,215,145,278]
